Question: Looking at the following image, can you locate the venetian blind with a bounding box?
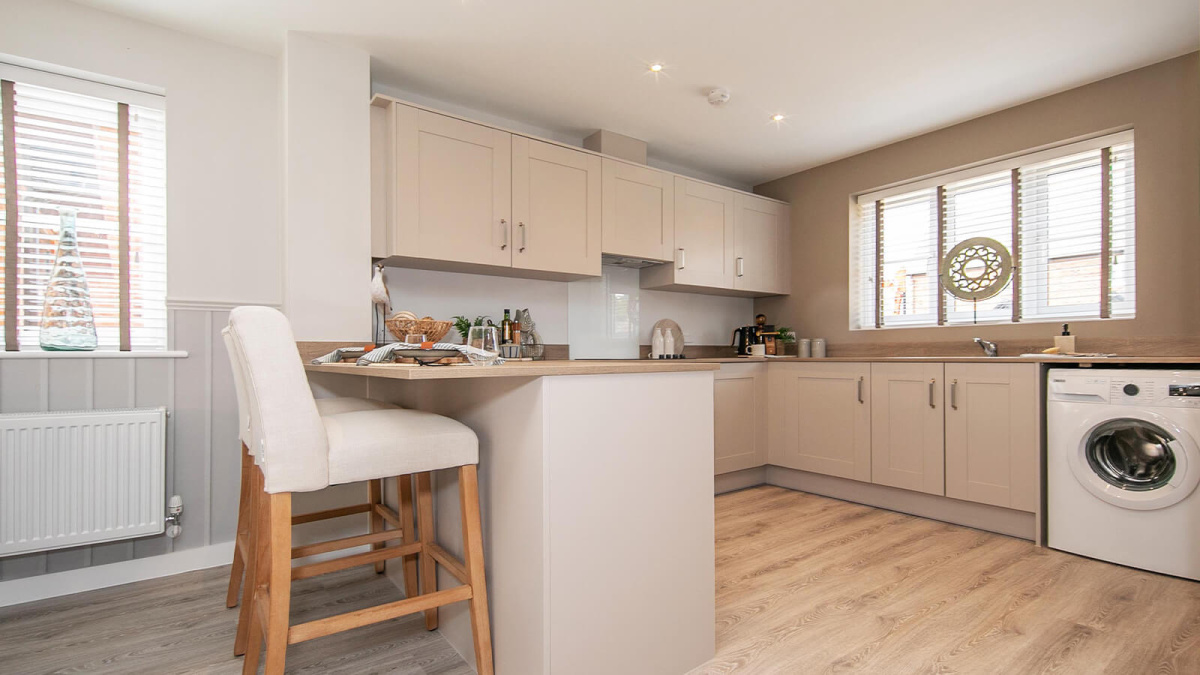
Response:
[0,70,165,350]
[942,170,1013,324]
[877,188,938,327]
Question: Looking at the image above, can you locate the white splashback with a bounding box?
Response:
[567,266,641,359]
[381,265,754,353]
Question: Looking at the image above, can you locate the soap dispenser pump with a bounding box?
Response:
[1054,324,1076,355]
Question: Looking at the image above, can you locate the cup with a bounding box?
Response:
[404,333,427,345]
[812,338,827,358]
[466,326,500,366]
[749,343,766,357]
[799,338,812,358]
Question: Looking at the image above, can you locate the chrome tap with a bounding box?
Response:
[974,337,998,357]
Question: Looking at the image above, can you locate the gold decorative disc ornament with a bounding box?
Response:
[939,237,1013,302]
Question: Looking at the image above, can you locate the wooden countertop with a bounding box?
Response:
[305,359,720,380]
[695,355,1200,365]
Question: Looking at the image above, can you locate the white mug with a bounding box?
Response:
[749,343,766,357]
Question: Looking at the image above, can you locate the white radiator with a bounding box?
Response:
[0,407,168,557]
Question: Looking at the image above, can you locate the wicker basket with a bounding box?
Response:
[385,316,453,343]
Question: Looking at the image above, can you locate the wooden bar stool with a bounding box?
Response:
[228,306,494,675]
[220,327,404,631]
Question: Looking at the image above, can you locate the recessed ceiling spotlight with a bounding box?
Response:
[649,63,664,72]
[771,114,786,122]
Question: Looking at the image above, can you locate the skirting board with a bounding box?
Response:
[0,541,235,608]
[764,465,1036,541]
[715,467,767,494]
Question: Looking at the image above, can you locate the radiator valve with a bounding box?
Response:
[165,495,183,538]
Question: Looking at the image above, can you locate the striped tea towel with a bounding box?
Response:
[311,342,505,366]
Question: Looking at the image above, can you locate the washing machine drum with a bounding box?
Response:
[1071,413,1200,510]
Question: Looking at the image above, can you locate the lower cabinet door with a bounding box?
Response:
[944,363,1040,511]
[870,363,945,495]
[768,363,872,482]
[714,363,767,475]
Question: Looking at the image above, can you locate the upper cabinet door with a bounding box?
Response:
[870,363,945,495]
[673,178,735,289]
[601,159,674,261]
[394,105,512,267]
[512,137,602,276]
[734,194,789,295]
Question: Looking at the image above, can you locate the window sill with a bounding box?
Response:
[0,350,189,359]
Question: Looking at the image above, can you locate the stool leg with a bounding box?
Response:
[234,462,262,656]
[416,471,438,630]
[226,443,253,608]
[261,491,293,675]
[368,478,386,574]
[459,465,494,675]
[240,472,266,671]
[397,475,420,600]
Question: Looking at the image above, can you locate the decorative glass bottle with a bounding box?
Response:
[39,208,98,351]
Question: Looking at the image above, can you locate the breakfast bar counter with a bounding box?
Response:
[306,362,717,675]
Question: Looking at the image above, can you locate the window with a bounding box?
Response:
[852,131,1134,329]
[0,64,166,350]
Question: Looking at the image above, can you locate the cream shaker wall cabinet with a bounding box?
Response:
[944,363,1040,512]
[512,137,602,276]
[869,363,945,496]
[767,362,872,482]
[734,193,790,295]
[392,104,513,268]
[600,158,675,262]
[714,363,768,475]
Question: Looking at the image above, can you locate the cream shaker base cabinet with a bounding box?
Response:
[394,105,513,268]
[714,363,767,475]
[870,363,945,496]
[944,363,1040,512]
[512,137,602,276]
[767,362,872,482]
[600,158,674,262]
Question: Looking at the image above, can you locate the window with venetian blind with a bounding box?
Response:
[0,64,166,350]
[852,131,1134,329]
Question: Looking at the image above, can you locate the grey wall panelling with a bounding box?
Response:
[0,308,242,582]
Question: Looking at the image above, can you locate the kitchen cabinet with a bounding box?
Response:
[393,104,513,268]
[512,137,602,276]
[734,194,790,295]
[600,158,674,262]
[767,362,872,482]
[714,363,767,475]
[670,178,736,288]
[944,363,1040,512]
[870,363,945,495]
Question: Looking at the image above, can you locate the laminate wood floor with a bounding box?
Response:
[693,485,1200,674]
[0,564,472,674]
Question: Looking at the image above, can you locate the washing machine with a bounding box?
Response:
[1048,368,1200,579]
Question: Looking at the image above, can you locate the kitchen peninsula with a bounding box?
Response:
[305,360,719,675]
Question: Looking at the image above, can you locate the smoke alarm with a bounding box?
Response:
[707,88,731,107]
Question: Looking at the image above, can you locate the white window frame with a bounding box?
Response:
[851,129,1134,331]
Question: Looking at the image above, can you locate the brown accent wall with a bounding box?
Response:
[754,53,1200,354]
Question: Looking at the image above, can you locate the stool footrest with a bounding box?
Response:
[426,543,468,584]
[372,503,403,529]
[291,529,408,560]
[291,541,421,581]
[287,585,473,645]
[292,503,372,525]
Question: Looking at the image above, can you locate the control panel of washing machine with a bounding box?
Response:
[1110,378,1200,407]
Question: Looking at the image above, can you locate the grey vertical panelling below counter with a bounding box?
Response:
[0,308,241,582]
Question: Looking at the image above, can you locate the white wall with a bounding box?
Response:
[0,0,283,308]
[383,265,753,348]
[283,33,372,340]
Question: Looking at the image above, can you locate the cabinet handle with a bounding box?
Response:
[519,221,526,252]
[678,248,686,270]
[500,219,508,250]
[950,379,958,410]
[736,257,744,277]
[929,379,936,408]
[857,376,864,404]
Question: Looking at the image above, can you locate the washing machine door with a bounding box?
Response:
[1069,410,1200,510]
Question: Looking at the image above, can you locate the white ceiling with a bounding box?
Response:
[71,0,1199,186]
